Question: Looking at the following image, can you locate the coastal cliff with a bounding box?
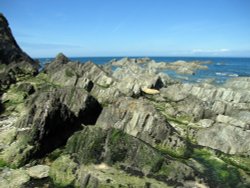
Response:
[0,14,250,188]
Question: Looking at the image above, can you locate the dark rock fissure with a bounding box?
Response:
[1,13,250,188]
[32,103,79,158]
[78,97,103,126]
[32,98,103,159]
[153,77,164,90]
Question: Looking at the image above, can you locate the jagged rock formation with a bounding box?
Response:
[0,14,39,92]
[0,14,250,188]
[0,87,102,166]
[96,97,188,157]
[109,57,210,75]
[50,126,203,187]
[159,81,250,155]
[44,53,113,89]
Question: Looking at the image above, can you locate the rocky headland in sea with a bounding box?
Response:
[0,13,250,188]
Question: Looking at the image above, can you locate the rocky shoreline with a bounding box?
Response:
[0,13,250,188]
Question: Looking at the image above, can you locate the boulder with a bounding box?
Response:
[0,168,30,187]
[49,155,77,187]
[26,165,50,179]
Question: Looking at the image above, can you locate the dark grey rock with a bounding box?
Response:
[0,14,39,91]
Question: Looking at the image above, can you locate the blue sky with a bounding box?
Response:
[1,0,250,57]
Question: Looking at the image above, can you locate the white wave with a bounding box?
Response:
[228,74,238,77]
[216,72,227,76]
[215,72,238,77]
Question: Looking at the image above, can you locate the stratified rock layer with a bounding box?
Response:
[0,14,250,188]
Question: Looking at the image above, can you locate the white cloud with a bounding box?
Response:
[219,48,230,52]
[192,48,230,54]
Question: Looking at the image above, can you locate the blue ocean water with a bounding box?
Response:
[38,56,250,84]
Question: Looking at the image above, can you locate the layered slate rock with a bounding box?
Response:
[109,57,210,75]
[1,14,250,188]
[96,97,188,157]
[180,83,250,154]
[44,53,114,90]
[0,87,102,165]
[159,81,250,155]
[197,123,250,155]
[43,53,123,104]
[0,14,39,91]
[52,126,204,187]
[110,58,173,97]
[224,77,250,90]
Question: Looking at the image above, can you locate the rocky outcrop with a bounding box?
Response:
[44,54,113,90]
[0,87,102,166]
[109,58,175,97]
[0,14,39,91]
[197,123,250,155]
[160,81,250,120]
[224,77,250,90]
[110,58,210,75]
[158,81,250,155]
[52,126,205,187]
[0,14,250,188]
[96,97,188,157]
[147,60,209,75]
[182,83,250,105]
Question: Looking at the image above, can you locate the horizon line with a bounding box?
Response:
[33,55,250,59]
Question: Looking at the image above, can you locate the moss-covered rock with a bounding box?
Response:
[96,97,188,158]
[1,84,29,115]
[50,155,77,187]
[66,126,166,173]
[0,168,30,187]
[76,164,171,188]
[0,135,33,168]
[64,126,204,187]
[191,148,247,187]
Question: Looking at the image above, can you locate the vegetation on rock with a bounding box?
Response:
[0,13,250,187]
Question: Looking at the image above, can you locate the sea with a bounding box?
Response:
[38,57,250,85]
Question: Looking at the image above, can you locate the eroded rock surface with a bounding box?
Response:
[0,87,102,166]
[0,13,250,188]
[97,97,188,156]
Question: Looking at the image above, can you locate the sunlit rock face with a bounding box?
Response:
[0,13,250,188]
